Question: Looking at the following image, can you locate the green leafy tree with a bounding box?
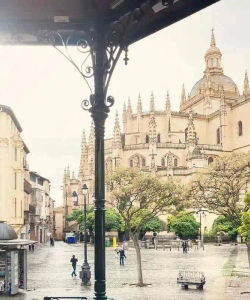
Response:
[66,207,122,232]
[141,215,162,234]
[167,212,200,239]
[106,168,183,286]
[238,192,250,267]
[211,216,239,241]
[188,152,250,226]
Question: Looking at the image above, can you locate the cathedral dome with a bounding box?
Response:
[189,30,239,99]
[190,74,239,98]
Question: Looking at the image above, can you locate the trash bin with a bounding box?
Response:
[105,238,110,247]
[67,236,75,244]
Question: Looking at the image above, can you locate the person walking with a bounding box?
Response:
[70,255,78,277]
[119,248,126,265]
[182,240,187,254]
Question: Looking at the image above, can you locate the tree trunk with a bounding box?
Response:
[247,243,250,268]
[132,233,144,286]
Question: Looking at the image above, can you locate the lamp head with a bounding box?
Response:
[82,183,88,195]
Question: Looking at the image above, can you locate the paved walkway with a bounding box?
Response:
[2,242,249,300]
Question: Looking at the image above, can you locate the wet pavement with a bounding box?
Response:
[2,242,249,300]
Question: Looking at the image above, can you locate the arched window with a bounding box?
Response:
[208,157,214,165]
[185,128,188,142]
[161,158,165,167]
[157,134,161,143]
[130,160,133,168]
[174,158,178,167]
[146,135,149,143]
[142,158,146,167]
[216,128,220,144]
[238,121,243,136]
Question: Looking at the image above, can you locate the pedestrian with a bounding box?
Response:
[182,240,187,254]
[70,255,78,277]
[185,240,188,253]
[28,244,31,251]
[31,243,34,251]
[119,248,126,265]
[50,237,54,247]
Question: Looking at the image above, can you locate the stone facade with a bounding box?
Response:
[0,105,54,240]
[0,105,28,235]
[63,30,250,232]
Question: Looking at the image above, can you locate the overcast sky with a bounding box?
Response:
[0,0,249,206]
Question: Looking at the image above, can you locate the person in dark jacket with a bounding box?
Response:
[70,255,78,277]
[119,248,126,265]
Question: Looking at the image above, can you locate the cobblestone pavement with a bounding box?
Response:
[1,242,249,300]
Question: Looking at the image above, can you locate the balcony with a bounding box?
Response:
[124,143,149,150]
[197,144,223,151]
[157,143,186,149]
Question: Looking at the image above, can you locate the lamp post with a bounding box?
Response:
[80,183,91,286]
[196,209,205,250]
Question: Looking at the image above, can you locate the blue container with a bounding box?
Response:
[67,236,75,244]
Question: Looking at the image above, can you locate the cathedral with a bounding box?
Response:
[62,30,250,231]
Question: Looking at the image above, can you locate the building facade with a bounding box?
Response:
[0,104,55,240]
[0,105,29,236]
[63,31,250,232]
[29,171,54,243]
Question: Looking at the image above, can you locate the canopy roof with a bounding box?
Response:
[0,0,220,46]
[0,222,18,240]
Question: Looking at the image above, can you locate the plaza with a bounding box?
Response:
[2,242,249,300]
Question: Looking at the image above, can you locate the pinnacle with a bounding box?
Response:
[127,97,132,113]
[165,91,171,111]
[181,83,186,105]
[150,91,155,112]
[137,93,142,113]
[210,28,216,47]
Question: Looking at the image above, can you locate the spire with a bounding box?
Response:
[79,130,88,178]
[181,84,186,106]
[66,165,70,178]
[210,28,216,47]
[205,29,223,74]
[137,93,142,114]
[187,109,197,146]
[113,111,122,149]
[89,122,95,150]
[123,101,127,115]
[244,70,250,96]
[165,91,171,112]
[63,167,67,183]
[150,91,155,112]
[127,97,132,115]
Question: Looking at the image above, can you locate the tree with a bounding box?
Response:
[211,216,239,241]
[188,152,250,226]
[66,207,123,233]
[167,212,200,239]
[238,192,250,267]
[106,168,183,286]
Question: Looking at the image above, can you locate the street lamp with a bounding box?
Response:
[72,191,78,206]
[80,183,91,286]
[196,209,205,250]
